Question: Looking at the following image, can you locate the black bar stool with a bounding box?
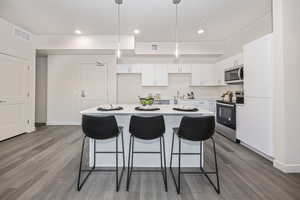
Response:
[170,116,220,194]
[126,115,168,192]
[77,115,125,192]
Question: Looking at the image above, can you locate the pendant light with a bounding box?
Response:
[173,0,181,59]
[115,0,123,62]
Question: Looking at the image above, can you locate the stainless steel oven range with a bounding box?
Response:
[215,100,240,143]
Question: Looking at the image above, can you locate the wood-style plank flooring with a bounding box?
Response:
[0,125,299,200]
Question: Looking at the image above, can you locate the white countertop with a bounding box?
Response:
[80,104,213,116]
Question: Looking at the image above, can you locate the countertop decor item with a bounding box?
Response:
[135,105,160,111]
[139,97,154,106]
[221,91,233,102]
[173,105,199,112]
[97,105,123,111]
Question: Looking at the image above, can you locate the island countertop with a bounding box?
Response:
[80,104,213,168]
[80,104,213,116]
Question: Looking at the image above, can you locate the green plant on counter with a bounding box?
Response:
[139,97,154,106]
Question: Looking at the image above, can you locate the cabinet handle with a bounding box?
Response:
[81,90,86,98]
[0,100,7,103]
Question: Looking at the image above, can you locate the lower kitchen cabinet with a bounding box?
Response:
[236,98,273,158]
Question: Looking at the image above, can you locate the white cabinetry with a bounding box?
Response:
[243,35,273,98]
[191,64,219,86]
[117,64,141,73]
[141,64,168,86]
[236,99,273,158]
[237,34,273,158]
[167,64,191,73]
[178,99,216,113]
[215,53,244,85]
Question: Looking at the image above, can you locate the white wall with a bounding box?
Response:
[117,55,223,103]
[0,17,36,132]
[35,56,47,123]
[35,35,135,50]
[117,73,224,103]
[273,0,300,173]
[220,12,273,60]
[47,55,116,125]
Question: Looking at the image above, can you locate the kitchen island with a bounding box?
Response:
[80,104,214,167]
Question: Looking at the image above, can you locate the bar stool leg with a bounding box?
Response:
[178,137,181,194]
[126,135,134,191]
[169,132,182,194]
[116,134,119,191]
[169,131,175,167]
[200,137,220,194]
[77,136,86,191]
[121,131,125,168]
[159,137,168,192]
[77,136,95,191]
[212,137,220,193]
[162,136,168,192]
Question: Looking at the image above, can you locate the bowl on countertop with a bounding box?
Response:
[139,97,154,106]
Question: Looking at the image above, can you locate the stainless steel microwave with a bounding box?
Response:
[225,65,244,84]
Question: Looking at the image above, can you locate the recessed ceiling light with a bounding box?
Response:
[197,29,205,35]
[74,29,82,35]
[133,29,140,34]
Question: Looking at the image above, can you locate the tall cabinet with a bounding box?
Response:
[237,34,273,158]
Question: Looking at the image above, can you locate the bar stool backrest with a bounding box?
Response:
[82,115,119,139]
[178,116,215,141]
[129,115,165,140]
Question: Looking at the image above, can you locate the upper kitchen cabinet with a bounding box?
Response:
[243,34,273,98]
[190,64,219,86]
[117,64,141,74]
[215,53,244,85]
[167,64,192,73]
[141,64,168,86]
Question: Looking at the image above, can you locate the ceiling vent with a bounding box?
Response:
[13,27,31,41]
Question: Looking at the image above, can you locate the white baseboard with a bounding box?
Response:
[273,160,300,173]
[240,142,274,161]
[46,121,81,126]
[27,126,36,133]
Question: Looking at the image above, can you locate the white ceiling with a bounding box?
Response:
[0,0,271,42]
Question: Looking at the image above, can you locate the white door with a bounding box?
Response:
[0,54,29,141]
[79,63,108,111]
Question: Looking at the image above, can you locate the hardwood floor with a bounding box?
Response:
[0,125,299,200]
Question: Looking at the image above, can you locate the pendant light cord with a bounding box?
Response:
[175,4,178,44]
[118,4,120,46]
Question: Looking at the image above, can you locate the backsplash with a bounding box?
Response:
[117,73,242,103]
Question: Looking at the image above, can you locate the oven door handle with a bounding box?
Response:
[217,103,235,107]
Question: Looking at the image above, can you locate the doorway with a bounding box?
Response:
[35,56,48,127]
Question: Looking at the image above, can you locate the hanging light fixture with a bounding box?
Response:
[173,0,181,59]
[115,0,123,61]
